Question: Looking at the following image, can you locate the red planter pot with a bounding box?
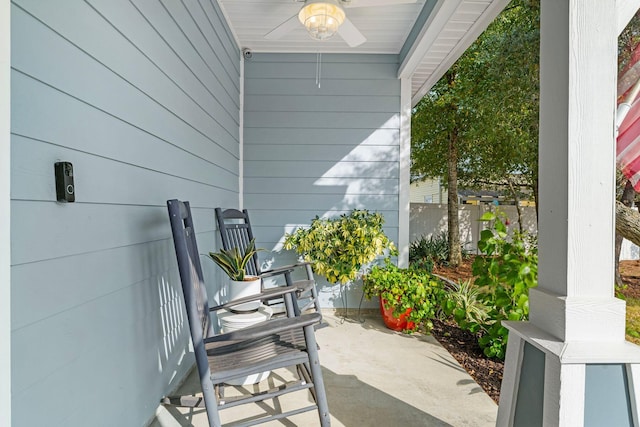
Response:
[379,298,415,331]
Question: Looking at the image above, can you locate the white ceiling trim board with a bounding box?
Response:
[397,0,463,79]
[409,0,509,106]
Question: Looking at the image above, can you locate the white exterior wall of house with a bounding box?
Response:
[409,178,447,204]
[9,1,240,426]
[243,53,402,310]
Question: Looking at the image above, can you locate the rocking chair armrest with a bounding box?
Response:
[284,261,314,270]
[209,287,298,313]
[261,261,313,276]
[204,312,322,343]
[292,279,315,293]
[258,267,294,279]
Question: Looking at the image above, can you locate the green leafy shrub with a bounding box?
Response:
[409,232,468,270]
[363,259,446,333]
[441,279,489,333]
[468,210,538,359]
[283,210,396,285]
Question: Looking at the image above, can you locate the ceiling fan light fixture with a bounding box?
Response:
[298,1,346,40]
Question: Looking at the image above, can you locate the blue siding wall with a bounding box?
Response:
[513,342,545,426]
[243,53,401,309]
[10,1,239,426]
[584,364,634,427]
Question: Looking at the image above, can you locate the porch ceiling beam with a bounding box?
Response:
[617,0,640,35]
[400,0,509,106]
[398,0,461,80]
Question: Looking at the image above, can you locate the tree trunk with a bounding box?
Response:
[448,128,462,267]
[615,181,636,286]
[506,177,524,233]
[616,200,640,246]
[532,176,539,224]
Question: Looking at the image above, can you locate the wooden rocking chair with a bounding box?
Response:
[215,207,322,317]
[163,199,330,427]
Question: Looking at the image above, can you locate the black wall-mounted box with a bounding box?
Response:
[54,161,75,202]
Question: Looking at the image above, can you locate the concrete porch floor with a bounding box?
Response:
[150,312,498,427]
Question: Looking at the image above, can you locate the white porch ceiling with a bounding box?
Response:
[218,0,427,54]
[218,0,508,105]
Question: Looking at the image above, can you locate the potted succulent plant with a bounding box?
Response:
[362,259,446,333]
[208,238,263,311]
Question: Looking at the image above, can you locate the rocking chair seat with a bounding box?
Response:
[206,315,316,384]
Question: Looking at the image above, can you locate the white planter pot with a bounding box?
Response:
[228,275,261,312]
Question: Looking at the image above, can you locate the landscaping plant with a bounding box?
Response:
[409,232,468,271]
[363,259,446,333]
[441,279,489,333]
[283,210,396,285]
[454,210,538,360]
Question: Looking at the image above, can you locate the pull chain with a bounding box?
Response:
[315,52,322,89]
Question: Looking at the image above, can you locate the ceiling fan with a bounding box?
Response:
[265,0,418,47]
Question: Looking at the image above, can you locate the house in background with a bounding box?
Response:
[410,179,538,206]
[410,178,447,203]
[2,1,639,426]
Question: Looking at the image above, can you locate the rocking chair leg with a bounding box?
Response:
[215,384,225,400]
[304,325,330,426]
[297,363,317,402]
[305,264,323,320]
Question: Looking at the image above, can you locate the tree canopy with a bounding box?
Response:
[411,0,540,204]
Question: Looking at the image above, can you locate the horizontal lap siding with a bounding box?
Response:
[243,53,400,309]
[10,1,239,426]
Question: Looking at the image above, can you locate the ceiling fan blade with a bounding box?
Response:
[343,0,417,7]
[264,14,299,40]
[337,17,366,47]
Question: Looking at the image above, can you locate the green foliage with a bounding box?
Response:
[283,210,396,285]
[467,210,538,359]
[409,232,468,270]
[626,298,640,345]
[363,259,446,333]
[441,280,489,334]
[208,238,262,281]
[409,233,448,270]
[411,0,539,197]
[618,11,640,77]
[411,0,540,265]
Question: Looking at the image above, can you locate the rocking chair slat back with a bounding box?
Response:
[215,208,260,277]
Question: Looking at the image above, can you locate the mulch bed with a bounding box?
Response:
[430,319,503,404]
[429,258,640,405]
[620,259,640,299]
[429,256,503,403]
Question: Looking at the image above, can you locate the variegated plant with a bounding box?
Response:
[208,238,262,281]
[283,210,396,285]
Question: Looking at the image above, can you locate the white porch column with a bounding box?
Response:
[398,77,411,268]
[497,0,640,426]
[0,1,10,426]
